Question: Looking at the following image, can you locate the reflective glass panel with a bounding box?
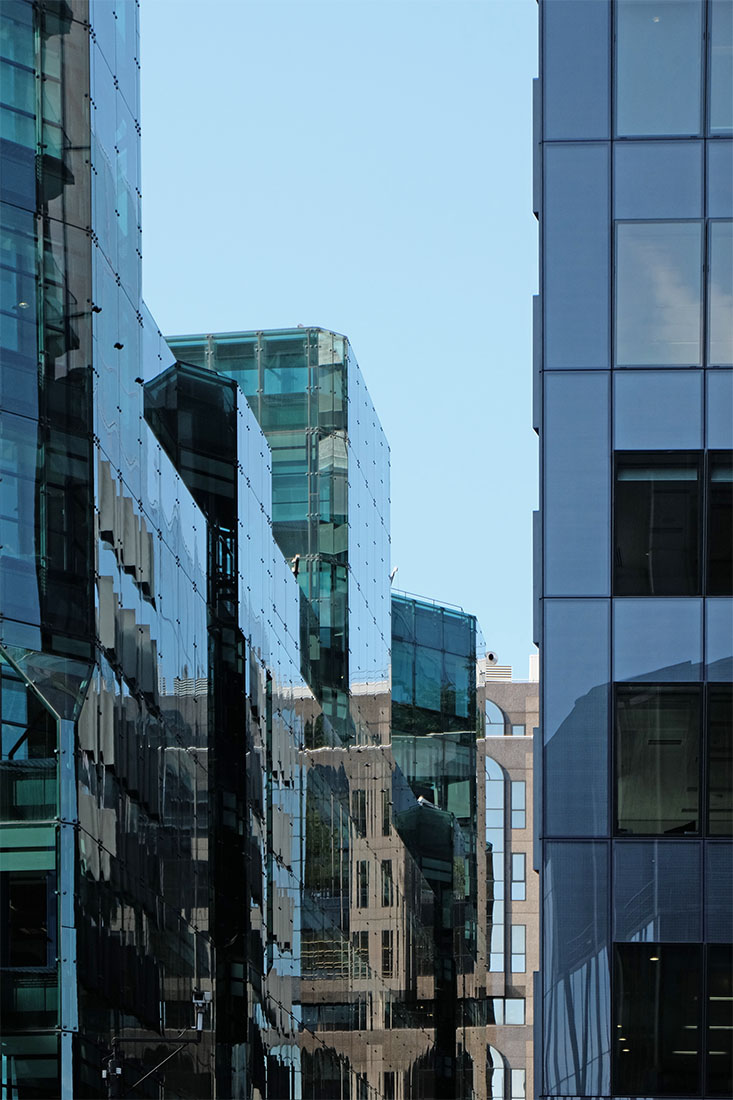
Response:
[543,842,610,1097]
[542,0,609,139]
[545,372,610,595]
[706,599,733,681]
[708,453,733,594]
[707,141,733,216]
[705,843,733,941]
[616,685,701,835]
[708,685,733,834]
[614,141,702,219]
[616,0,703,136]
[613,943,701,1097]
[613,598,703,682]
[709,0,733,134]
[708,221,733,365]
[706,371,733,448]
[613,840,701,940]
[544,600,610,836]
[544,143,609,368]
[615,221,703,366]
[614,371,702,450]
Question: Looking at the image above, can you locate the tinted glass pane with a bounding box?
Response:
[705,844,733,940]
[613,840,701,940]
[706,598,733,681]
[707,141,733,216]
[709,453,733,594]
[708,944,733,1096]
[543,842,610,1097]
[616,221,703,366]
[544,143,609,368]
[707,371,733,448]
[613,943,701,1097]
[544,600,609,836]
[615,453,701,596]
[709,0,733,134]
[542,0,609,139]
[614,370,702,450]
[615,141,702,218]
[708,221,733,365]
[616,0,702,136]
[545,372,610,595]
[616,685,701,835]
[708,685,733,834]
[614,598,703,682]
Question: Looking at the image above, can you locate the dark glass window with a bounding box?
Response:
[708,685,733,834]
[381,859,393,907]
[352,788,366,837]
[0,872,55,967]
[613,943,701,1097]
[383,1069,396,1100]
[382,788,391,836]
[708,453,733,594]
[357,860,369,909]
[615,685,701,835]
[614,452,701,596]
[707,944,733,1096]
[381,929,394,978]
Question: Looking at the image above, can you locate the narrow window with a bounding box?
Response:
[383,1070,396,1100]
[615,452,701,596]
[381,859,394,907]
[511,781,526,829]
[708,685,733,835]
[381,929,394,978]
[357,860,369,908]
[382,788,391,836]
[511,853,526,901]
[352,788,366,837]
[708,452,733,595]
[707,944,733,1096]
[511,1069,527,1100]
[511,925,526,973]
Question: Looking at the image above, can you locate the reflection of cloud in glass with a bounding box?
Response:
[616,222,702,366]
[708,221,733,365]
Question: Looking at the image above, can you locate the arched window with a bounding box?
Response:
[487,1044,506,1099]
[485,699,507,736]
[485,757,505,972]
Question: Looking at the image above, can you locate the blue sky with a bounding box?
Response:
[140,0,539,675]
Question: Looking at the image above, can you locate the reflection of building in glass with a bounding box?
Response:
[536,2,732,1098]
[0,3,545,1098]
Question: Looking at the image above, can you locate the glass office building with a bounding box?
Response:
[536,2,732,1098]
[0,3,317,1097]
[166,328,392,751]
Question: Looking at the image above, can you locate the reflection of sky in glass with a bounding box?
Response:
[616,222,702,365]
[708,221,733,364]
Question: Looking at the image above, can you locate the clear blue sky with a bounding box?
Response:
[140,0,539,676]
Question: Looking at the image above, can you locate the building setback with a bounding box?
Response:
[536,2,732,1099]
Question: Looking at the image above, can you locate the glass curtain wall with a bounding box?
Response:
[538,1,733,1097]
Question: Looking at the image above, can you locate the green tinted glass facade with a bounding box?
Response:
[167,329,392,750]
